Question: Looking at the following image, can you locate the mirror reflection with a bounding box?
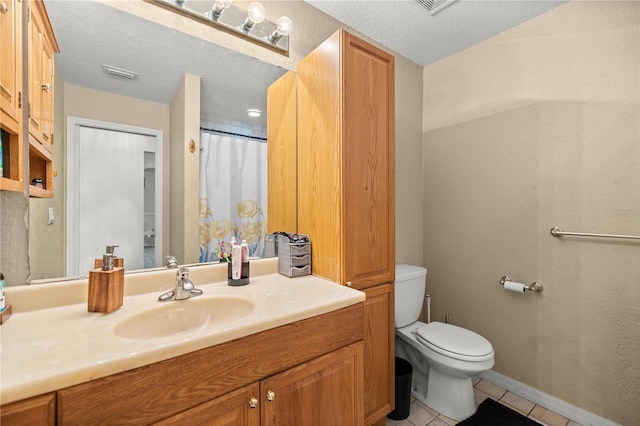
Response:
[30,0,287,282]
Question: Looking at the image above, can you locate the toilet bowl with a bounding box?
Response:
[394,264,495,421]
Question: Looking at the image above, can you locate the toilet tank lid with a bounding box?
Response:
[396,264,427,281]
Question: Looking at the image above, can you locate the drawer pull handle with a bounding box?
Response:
[1,3,8,14]
[42,83,51,93]
[249,397,259,408]
[266,390,275,401]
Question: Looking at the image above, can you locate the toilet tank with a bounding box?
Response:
[395,264,427,328]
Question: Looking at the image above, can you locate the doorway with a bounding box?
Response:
[66,117,163,277]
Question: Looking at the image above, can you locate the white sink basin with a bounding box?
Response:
[113,296,255,340]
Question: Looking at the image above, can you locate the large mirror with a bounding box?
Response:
[29,0,289,282]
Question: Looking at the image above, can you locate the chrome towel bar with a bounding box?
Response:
[550,227,640,241]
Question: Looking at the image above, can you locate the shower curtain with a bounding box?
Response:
[199,131,267,262]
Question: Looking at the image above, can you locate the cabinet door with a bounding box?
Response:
[28,5,45,140]
[40,39,54,149]
[0,393,56,426]
[363,283,395,425]
[0,0,21,126]
[28,0,56,150]
[343,32,395,290]
[153,383,260,426]
[261,342,364,426]
[267,71,298,233]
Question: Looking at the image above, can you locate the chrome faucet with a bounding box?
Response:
[158,267,203,302]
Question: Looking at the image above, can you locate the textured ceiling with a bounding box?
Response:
[47,0,568,127]
[304,0,567,66]
[45,0,287,127]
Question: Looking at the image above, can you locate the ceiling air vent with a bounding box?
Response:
[415,0,457,15]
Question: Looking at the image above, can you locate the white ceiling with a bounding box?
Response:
[304,0,567,67]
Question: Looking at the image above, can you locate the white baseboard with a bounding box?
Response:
[480,370,620,426]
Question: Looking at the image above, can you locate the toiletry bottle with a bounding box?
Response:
[232,244,242,280]
[240,240,249,262]
[0,272,5,313]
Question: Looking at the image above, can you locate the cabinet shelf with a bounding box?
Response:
[0,176,23,193]
[29,184,52,198]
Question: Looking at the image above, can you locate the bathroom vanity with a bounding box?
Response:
[1,263,366,425]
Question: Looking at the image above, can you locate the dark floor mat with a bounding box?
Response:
[456,398,542,426]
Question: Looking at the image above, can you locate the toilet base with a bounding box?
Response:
[425,367,476,421]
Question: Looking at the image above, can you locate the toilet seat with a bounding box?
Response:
[416,322,494,362]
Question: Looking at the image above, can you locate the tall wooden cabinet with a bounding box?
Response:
[0,0,57,197]
[267,71,298,233]
[296,30,396,425]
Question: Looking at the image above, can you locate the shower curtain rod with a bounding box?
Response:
[200,126,267,142]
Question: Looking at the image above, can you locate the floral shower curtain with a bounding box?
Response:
[199,131,267,262]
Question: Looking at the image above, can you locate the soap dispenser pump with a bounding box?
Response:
[94,245,124,269]
[88,245,124,313]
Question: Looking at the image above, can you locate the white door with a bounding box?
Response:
[67,117,162,277]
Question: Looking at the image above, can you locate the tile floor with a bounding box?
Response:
[386,378,584,426]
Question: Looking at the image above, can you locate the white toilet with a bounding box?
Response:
[394,264,495,421]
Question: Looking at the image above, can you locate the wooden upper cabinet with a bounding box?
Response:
[0,0,22,129]
[297,30,395,290]
[28,0,58,153]
[0,0,23,192]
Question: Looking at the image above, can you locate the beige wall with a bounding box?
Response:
[422,1,639,423]
[28,83,171,280]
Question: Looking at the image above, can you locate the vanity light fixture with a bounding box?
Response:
[210,0,232,21]
[152,0,292,55]
[268,16,293,44]
[247,109,262,118]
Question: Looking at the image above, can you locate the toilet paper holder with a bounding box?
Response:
[500,276,544,293]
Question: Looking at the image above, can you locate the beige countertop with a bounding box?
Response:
[0,261,364,405]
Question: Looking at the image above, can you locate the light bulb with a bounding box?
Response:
[268,15,293,43]
[247,2,265,24]
[211,0,232,20]
[276,16,292,36]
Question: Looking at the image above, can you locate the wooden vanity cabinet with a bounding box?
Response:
[0,392,56,426]
[51,303,363,426]
[295,30,396,425]
[156,343,363,426]
[154,383,261,426]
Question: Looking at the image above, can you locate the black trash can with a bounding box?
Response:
[387,357,413,420]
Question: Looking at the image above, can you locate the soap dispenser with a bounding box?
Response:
[88,245,124,313]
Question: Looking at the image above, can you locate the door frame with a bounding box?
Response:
[66,116,163,276]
